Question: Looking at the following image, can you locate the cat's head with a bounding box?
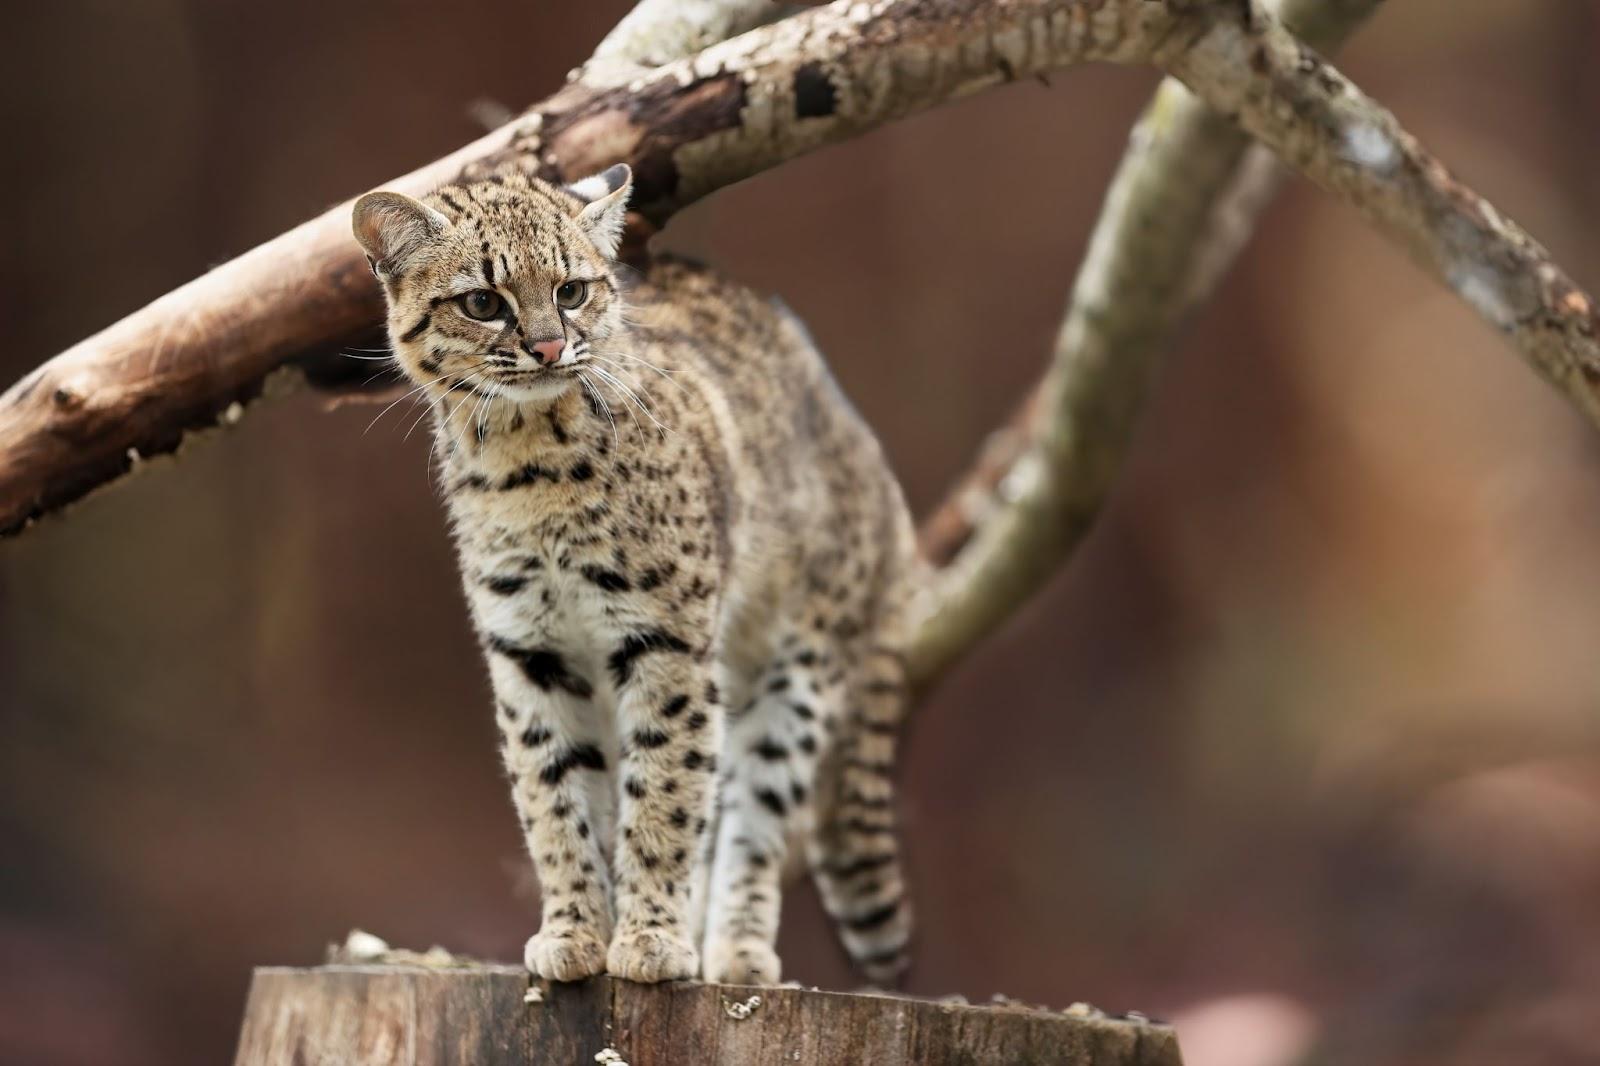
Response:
[352,165,633,404]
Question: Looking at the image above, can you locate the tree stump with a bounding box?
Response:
[233,965,1183,1065]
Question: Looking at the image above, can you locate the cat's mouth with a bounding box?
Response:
[486,366,578,401]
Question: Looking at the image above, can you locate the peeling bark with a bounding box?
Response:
[577,0,793,88]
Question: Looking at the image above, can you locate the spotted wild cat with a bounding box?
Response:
[352,165,915,985]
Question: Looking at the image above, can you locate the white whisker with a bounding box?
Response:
[575,368,619,447]
[584,365,645,440]
[445,375,492,454]
[404,372,483,443]
[595,353,691,400]
[587,363,669,438]
[364,364,480,437]
[472,380,502,447]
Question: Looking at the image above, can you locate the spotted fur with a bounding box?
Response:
[353,166,916,985]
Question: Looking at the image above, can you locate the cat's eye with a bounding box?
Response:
[458,290,504,320]
[555,280,588,311]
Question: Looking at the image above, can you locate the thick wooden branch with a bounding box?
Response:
[907,0,1382,689]
[0,0,1184,536]
[232,966,1182,1065]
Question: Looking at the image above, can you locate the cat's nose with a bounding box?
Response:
[529,337,565,367]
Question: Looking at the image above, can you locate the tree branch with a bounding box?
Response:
[1166,6,1600,423]
[907,0,1383,689]
[576,0,794,88]
[0,0,1185,535]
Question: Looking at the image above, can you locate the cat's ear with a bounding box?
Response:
[566,164,632,260]
[352,191,449,278]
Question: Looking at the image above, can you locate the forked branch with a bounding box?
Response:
[907,0,1384,688]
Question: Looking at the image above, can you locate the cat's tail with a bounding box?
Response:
[808,649,914,986]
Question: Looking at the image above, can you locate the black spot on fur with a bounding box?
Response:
[752,737,788,761]
[608,628,692,685]
[845,900,901,932]
[581,566,631,593]
[754,787,788,817]
[631,728,671,750]
[500,463,561,490]
[541,743,607,785]
[488,636,593,698]
[400,313,431,341]
[569,460,594,481]
[485,574,528,596]
[660,694,690,718]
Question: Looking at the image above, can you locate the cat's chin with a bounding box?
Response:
[493,372,578,405]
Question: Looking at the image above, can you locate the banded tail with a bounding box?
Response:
[809,651,913,984]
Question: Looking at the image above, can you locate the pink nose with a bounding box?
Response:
[530,338,565,366]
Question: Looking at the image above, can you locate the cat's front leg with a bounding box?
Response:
[490,643,615,981]
[604,628,724,982]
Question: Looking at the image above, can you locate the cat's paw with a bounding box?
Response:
[524,928,607,982]
[704,937,782,986]
[606,927,698,983]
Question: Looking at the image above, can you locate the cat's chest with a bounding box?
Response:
[442,440,692,636]
[444,449,622,570]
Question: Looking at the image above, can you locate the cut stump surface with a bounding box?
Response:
[233,965,1182,1065]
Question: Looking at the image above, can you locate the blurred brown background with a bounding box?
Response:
[4,2,1600,1063]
